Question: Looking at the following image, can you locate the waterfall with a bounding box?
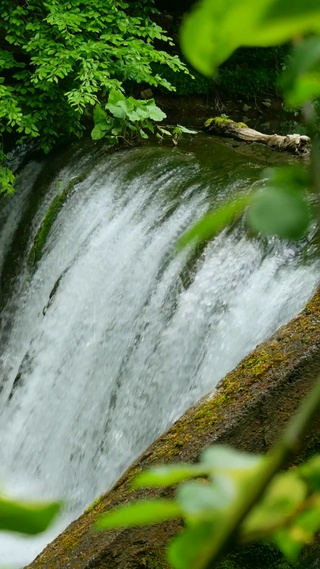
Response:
[0,139,319,566]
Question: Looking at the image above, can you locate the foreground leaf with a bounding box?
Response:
[96,499,182,529]
[243,472,307,536]
[177,481,228,521]
[0,497,61,535]
[180,0,320,76]
[280,38,320,106]
[133,464,206,488]
[177,195,251,249]
[201,446,261,472]
[247,187,311,240]
[168,521,217,569]
[300,456,320,491]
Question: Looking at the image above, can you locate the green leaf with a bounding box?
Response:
[177,195,251,249]
[139,128,149,139]
[0,497,61,535]
[108,89,126,106]
[280,37,320,106]
[133,464,206,488]
[248,0,320,46]
[106,103,126,120]
[286,73,320,107]
[294,501,320,535]
[91,124,106,140]
[243,472,307,536]
[180,0,320,77]
[126,109,141,122]
[175,125,198,135]
[145,103,166,122]
[177,481,227,521]
[96,499,182,529]
[201,446,261,472]
[247,187,311,240]
[274,527,304,562]
[300,456,320,491]
[180,0,238,76]
[168,521,217,569]
[158,126,172,136]
[93,104,107,124]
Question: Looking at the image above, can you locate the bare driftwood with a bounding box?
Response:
[204,117,310,155]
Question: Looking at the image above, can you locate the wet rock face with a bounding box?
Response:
[27,287,320,569]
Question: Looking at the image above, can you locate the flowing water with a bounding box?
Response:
[0,137,319,566]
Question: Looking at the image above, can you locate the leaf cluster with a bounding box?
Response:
[97,447,320,569]
[91,90,197,145]
[0,0,188,192]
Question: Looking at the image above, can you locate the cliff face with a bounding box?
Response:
[27,287,320,569]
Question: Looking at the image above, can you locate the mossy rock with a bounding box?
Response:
[28,288,320,569]
[204,117,248,130]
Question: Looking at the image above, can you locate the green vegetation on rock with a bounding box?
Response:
[0,0,188,192]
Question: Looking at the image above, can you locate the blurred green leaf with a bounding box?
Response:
[280,37,320,106]
[180,0,320,77]
[201,445,261,471]
[264,165,310,189]
[300,456,320,491]
[96,499,182,529]
[293,500,320,535]
[133,464,206,488]
[274,526,305,562]
[247,187,311,239]
[177,481,227,521]
[177,195,251,249]
[168,521,217,569]
[243,472,306,536]
[0,497,61,535]
[286,73,320,107]
[247,0,320,46]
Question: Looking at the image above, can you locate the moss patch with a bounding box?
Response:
[27,169,89,270]
[27,184,70,269]
[204,117,248,130]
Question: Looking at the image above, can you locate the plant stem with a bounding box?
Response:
[197,374,320,569]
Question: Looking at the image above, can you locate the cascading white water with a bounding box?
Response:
[0,140,319,566]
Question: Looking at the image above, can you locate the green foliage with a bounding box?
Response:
[91,90,166,143]
[0,495,61,535]
[97,499,182,529]
[176,195,252,248]
[0,0,188,192]
[91,92,198,144]
[180,0,320,77]
[280,38,320,107]
[247,166,313,240]
[97,443,320,568]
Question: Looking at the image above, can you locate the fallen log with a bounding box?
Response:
[204,117,310,155]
